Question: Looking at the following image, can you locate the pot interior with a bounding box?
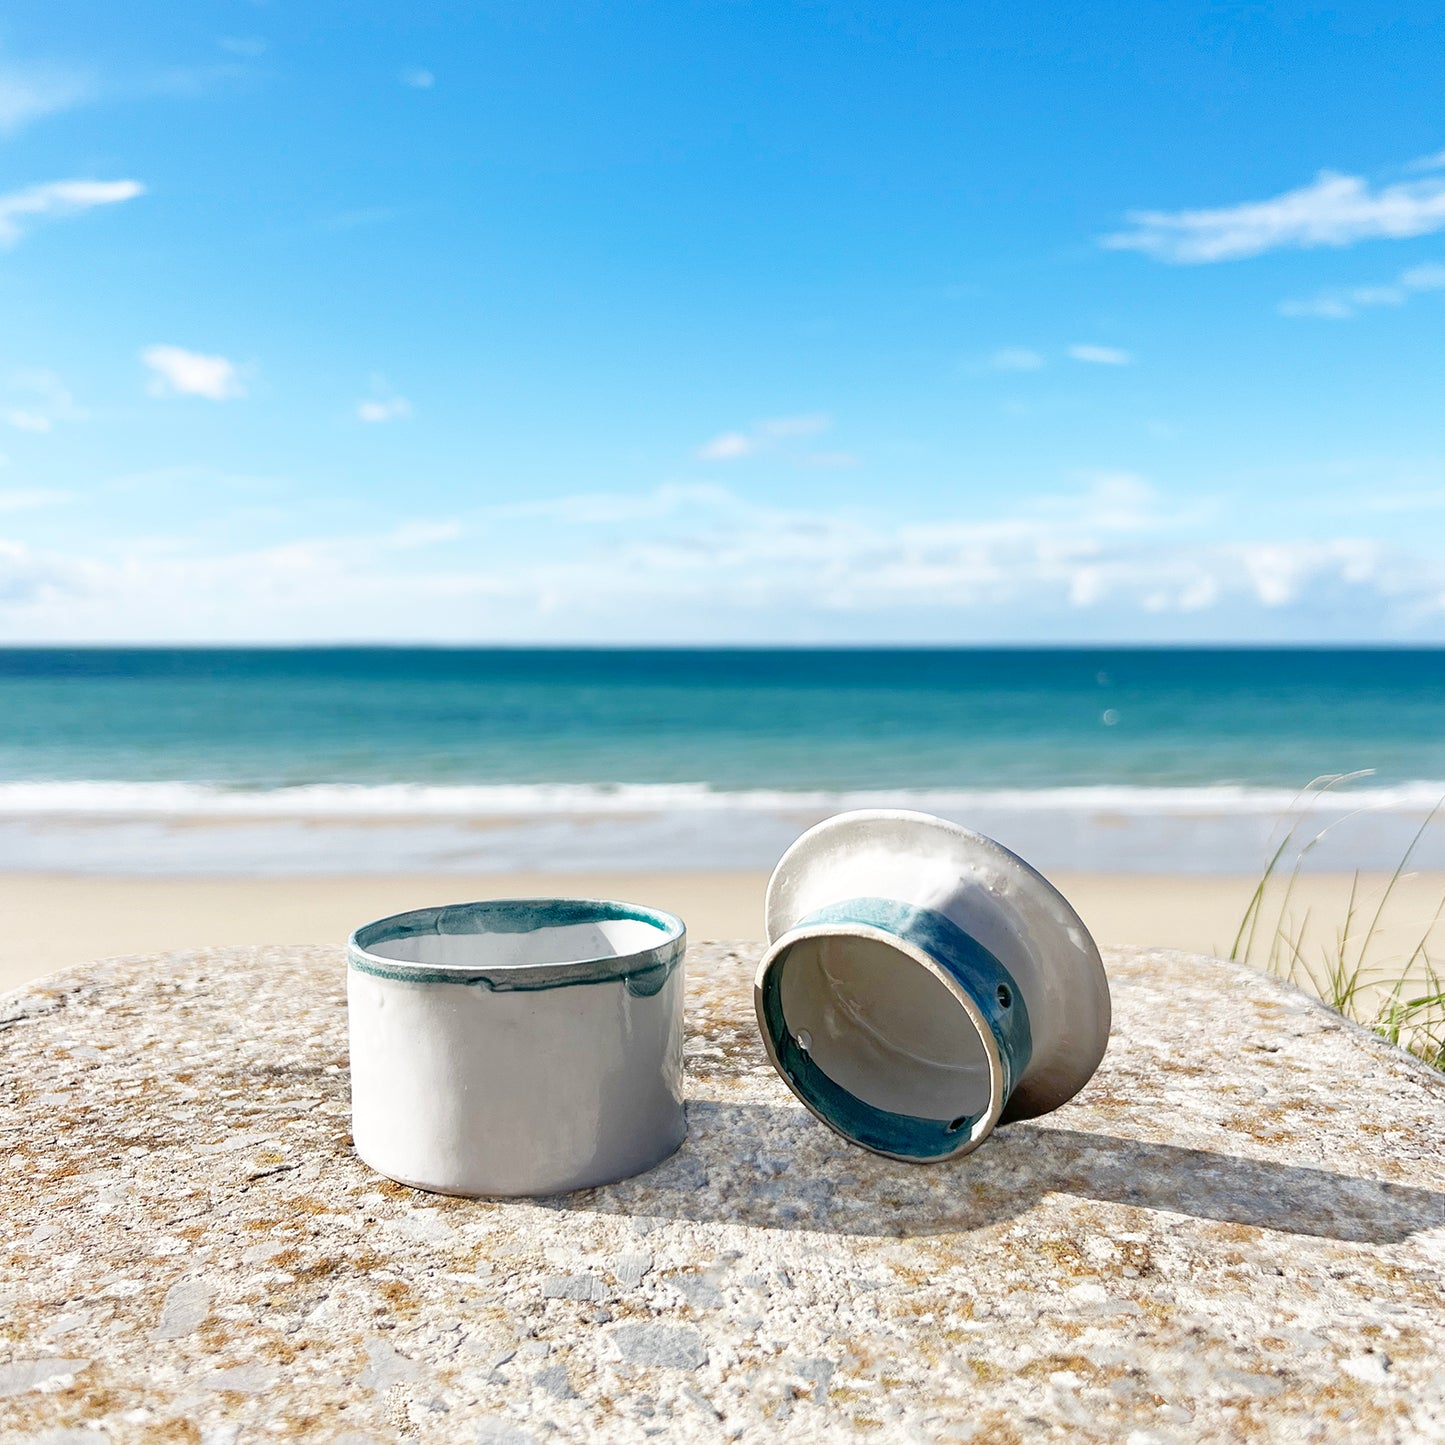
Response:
[773,932,992,1122]
[356,899,678,972]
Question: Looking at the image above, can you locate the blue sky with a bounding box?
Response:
[2,1,1444,642]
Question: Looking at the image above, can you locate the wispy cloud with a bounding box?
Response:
[148,61,259,100]
[3,370,86,434]
[0,540,83,611]
[0,513,474,633]
[1103,168,1445,263]
[1406,148,1445,174]
[6,475,1438,641]
[983,345,1134,371]
[985,347,1045,372]
[356,376,412,423]
[0,178,144,248]
[1,51,268,142]
[1068,344,1133,366]
[695,413,834,462]
[357,396,413,424]
[1279,261,1445,318]
[696,431,753,460]
[142,346,247,401]
[401,68,435,89]
[0,62,93,135]
[491,476,1426,629]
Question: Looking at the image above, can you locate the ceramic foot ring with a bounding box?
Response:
[755,810,1111,1162]
[348,899,687,1196]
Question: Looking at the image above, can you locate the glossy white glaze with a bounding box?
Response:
[763,809,1111,1132]
[347,900,686,1197]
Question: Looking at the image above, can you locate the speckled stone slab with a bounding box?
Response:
[1,943,1443,1445]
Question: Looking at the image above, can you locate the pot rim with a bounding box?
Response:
[347,896,686,991]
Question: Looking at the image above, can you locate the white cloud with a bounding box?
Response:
[696,430,753,460]
[1068,344,1133,366]
[1279,260,1445,318]
[0,178,144,248]
[0,515,482,636]
[1036,471,1169,530]
[0,539,85,609]
[1406,148,1445,173]
[401,68,435,89]
[142,345,246,401]
[1103,168,1445,264]
[986,347,1045,372]
[470,478,1434,635]
[357,396,413,423]
[0,63,93,135]
[3,476,1442,641]
[696,414,838,463]
[5,410,50,433]
[219,37,267,57]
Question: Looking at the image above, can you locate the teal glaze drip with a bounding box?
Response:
[620,953,680,999]
[348,898,684,995]
[761,898,1032,1160]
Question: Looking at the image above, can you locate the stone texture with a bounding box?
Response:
[608,1323,709,1370]
[0,941,1441,1443]
[153,1279,213,1341]
[541,1275,609,1304]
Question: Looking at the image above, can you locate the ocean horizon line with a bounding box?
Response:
[4,642,1445,654]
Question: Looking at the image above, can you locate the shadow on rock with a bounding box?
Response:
[549,1100,1445,1245]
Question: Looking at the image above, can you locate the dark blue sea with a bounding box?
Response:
[0,647,1441,873]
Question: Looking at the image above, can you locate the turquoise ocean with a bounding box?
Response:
[1,647,1443,874]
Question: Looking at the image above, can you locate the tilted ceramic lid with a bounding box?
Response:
[755,809,1111,1161]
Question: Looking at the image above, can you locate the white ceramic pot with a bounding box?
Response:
[348,898,687,1196]
[755,809,1110,1162]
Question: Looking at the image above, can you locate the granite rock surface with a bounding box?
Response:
[1,942,1442,1443]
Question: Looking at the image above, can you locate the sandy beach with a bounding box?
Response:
[5,868,1442,1009]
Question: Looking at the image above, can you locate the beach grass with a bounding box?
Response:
[1230,774,1445,1071]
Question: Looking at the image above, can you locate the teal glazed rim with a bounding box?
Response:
[348,897,686,997]
[755,897,1033,1162]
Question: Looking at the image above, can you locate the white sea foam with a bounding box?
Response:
[2,778,1442,873]
[0,778,1441,819]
